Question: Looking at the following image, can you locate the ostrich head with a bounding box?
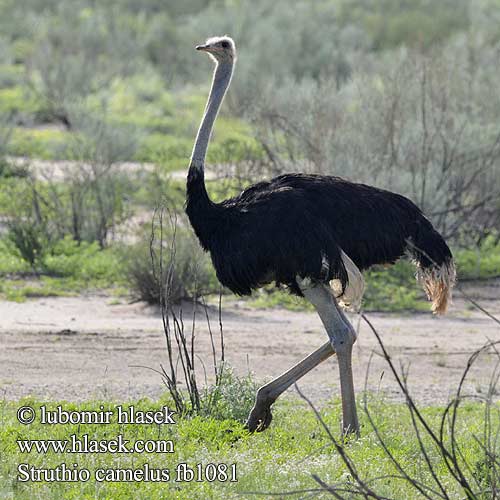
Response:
[196,36,236,63]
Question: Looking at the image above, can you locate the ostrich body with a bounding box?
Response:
[186,36,456,435]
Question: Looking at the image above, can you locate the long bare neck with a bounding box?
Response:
[190,59,234,169]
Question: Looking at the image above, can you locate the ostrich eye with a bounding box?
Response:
[221,40,229,49]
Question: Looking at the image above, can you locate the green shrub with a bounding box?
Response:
[0,233,124,292]
[0,238,30,275]
[0,64,23,88]
[7,127,68,159]
[41,236,123,285]
[6,221,46,267]
[0,176,31,215]
[0,86,39,115]
[201,366,259,423]
[135,133,192,168]
[363,261,428,312]
[249,287,314,311]
[338,0,469,50]
[0,158,28,178]
[455,236,500,280]
[250,240,500,314]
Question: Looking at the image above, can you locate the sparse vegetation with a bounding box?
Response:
[1,3,500,499]
[0,235,125,301]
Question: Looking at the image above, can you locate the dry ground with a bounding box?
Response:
[1,279,499,407]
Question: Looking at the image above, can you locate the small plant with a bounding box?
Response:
[201,366,259,423]
[363,260,428,312]
[7,220,46,268]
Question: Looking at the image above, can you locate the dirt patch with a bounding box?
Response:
[1,280,499,407]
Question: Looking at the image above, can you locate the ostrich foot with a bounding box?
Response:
[243,341,336,434]
[245,403,273,432]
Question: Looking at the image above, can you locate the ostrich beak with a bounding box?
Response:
[196,44,210,52]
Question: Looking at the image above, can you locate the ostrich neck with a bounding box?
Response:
[186,59,234,246]
[190,59,233,171]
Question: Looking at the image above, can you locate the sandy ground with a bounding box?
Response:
[1,279,499,407]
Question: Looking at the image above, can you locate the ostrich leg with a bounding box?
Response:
[245,341,335,432]
[300,280,359,437]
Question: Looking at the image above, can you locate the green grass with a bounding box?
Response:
[0,239,30,275]
[7,127,69,160]
[0,176,30,216]
[456,236,500,280]
[3,234,498,308]
[0,396,493,499]
[0,276,131,302]
[1,196,499,309]
[0,236,127,301]
[0,87,39,116]
[363,261,429,313]
[41,237,124,283]
[0,278,73,301]
[0,64,24,88]
[249,287,314,311]
[3,110,255,169]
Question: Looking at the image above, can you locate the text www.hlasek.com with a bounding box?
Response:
[18,434,174,454]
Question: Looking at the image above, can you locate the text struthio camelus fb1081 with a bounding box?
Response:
[185,36,456,436]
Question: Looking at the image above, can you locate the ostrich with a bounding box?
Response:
[186,36,456,436]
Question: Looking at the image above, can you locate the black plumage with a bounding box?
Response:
[186,168,454,299]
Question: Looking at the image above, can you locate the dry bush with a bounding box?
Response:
[261,289,500,499]
[127,209,218,305]
[244,39,500,245]
[10,108,139,249]
[25,2,141,128]
[292,320,500,498]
